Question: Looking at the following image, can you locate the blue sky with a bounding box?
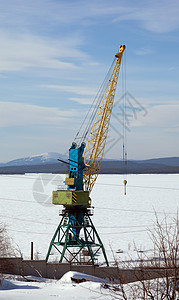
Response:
[0,0,179,161]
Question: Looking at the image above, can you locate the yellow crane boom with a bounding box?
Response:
[83,45,126,193]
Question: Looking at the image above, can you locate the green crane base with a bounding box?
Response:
[46,207,109,266]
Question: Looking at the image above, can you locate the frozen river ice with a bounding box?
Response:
[0,173,178,264]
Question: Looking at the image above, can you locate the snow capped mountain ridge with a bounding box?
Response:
[0,153,179,172]
[30,152,50,158]
[0,152,68,167]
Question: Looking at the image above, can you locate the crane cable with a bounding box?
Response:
[74,58,116,146]
[75,58,116,145]
[122,50,128,195]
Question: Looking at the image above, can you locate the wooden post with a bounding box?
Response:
[31,242,33,260]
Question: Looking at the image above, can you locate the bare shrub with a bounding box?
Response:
[107,214,179,299]
[0,223,14,257]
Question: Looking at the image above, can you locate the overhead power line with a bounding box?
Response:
[3,213,175,229]
[95,206,177,215]
[0,195,177,215]
[1,174,179,191]
[7,222,177,236]
[95,182,179,191]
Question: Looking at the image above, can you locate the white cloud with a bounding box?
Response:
[1,0,179,36]
[44,84,97,97]
[0,0,177,75]
[113,0,179,33]
[0,101,76,127]
[135,48,153,56]
[0,31,89,72]
[131,104,179,130]
[69,97,93,105]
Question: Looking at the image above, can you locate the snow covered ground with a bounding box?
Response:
[0,173,179,263]
[0,173,179,299]
[0,272,118,300]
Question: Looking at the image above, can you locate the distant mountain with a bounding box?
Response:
[136,157,179,167]
[0,152,68,167]
[0,154,179,174]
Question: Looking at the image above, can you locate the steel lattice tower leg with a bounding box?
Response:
[46,208,109,266]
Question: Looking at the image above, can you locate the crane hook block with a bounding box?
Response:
[123,179,127,185]
[123,179,127,196]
